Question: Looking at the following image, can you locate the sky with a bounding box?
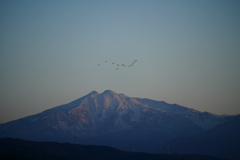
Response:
[1,0,240,124]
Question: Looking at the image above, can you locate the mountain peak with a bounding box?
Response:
[88,90,99,97]
[102,90,117,95]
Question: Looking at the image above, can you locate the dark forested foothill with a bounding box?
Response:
[0,138,227,160]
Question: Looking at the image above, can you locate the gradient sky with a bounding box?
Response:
[1,0,240,124]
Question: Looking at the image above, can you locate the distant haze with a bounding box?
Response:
[1,0,240,124]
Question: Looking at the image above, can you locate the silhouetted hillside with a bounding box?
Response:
[0,152,33,160]
[0,138,226,160]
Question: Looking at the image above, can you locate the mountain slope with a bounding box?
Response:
[134,98,232,130]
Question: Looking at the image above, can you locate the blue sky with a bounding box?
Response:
[1,0,240,123]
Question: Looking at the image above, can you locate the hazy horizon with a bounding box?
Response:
[1,0,240,124]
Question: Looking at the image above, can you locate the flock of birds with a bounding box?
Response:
[98,60,137,70]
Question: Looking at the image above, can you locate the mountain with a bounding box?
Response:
[0,90,237,154]
[167,115,240,160]
[0,138,227,160]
